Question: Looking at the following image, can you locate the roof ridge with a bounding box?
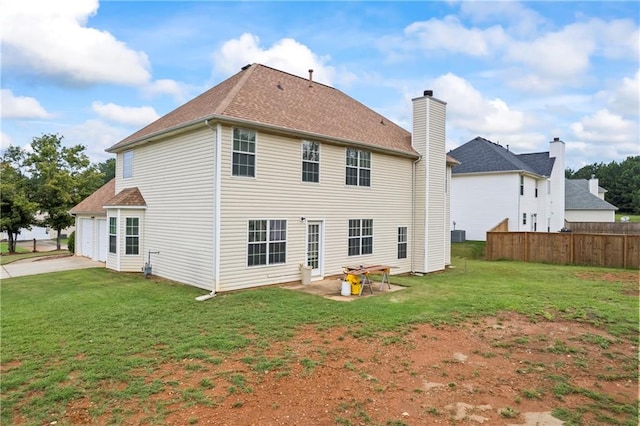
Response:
[214,63,257,115]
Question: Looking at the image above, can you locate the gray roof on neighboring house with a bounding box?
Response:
[448,136,554,177]
[565,179,618,210]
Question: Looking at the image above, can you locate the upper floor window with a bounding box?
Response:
[109,217,117,254]
[519,175,524,195]
[247,219,287,266]
[123,150,133,179]
[125,217,139,255]
[232,128,256,177]
[346,148,371,186]
[348,219,373,256]
[302,141,320,183]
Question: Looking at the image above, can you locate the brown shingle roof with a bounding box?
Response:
[107,64,416,156]
[69,179,115,215]
[103,187,146,207]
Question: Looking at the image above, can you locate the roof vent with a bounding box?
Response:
[553,137,560,141]
[241,64,251,71]
[308,69,314,87]
[424,90,433,97]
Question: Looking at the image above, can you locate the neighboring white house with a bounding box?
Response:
[73,64,455,293]
[565,178,617,222]
[448,136,566,241]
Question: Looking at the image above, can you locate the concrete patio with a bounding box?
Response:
[281,277,405,302]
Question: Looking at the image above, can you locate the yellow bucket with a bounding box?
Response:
[350,282,361,295]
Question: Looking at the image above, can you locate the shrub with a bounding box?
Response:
[67,231,75,254]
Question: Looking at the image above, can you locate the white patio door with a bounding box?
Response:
[306,221,323,276]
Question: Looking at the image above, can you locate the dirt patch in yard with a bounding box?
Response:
[60,313,638,426]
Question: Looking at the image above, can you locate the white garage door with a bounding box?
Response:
[80,218,94,259]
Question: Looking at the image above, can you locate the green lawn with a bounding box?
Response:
[1,256,637,424]
[0,242,28,255]
[616,213,640,222]
[0,250,71,266]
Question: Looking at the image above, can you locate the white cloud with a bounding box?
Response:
[91,102,159,127]
[506,24,595,80]
[0,0,151,86]
[63,119,128,162]
[142,79,194,104]
[212,33,336,85]
[597,70,640,118]
[404,16,507,56]
[432,73,525,134]
[1,131,14,150]
[1,89,53,119]
[571,109,638,145]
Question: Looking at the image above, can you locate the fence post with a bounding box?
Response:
[570,233,574,265]
[32,238,37,253]
[623,234,627,269]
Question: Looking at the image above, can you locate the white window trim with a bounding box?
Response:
[108,216,117,255]
[123,150,133,179]
[345,148,372,187]
[397,226,408,259]
[124,216,141,256]
[348,218,373,257]
[301,140,320,184]
[231,127,257,178]
[246,219,288,267]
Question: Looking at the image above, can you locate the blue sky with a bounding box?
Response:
[1,0,638,170]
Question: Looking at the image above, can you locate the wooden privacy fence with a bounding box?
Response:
[486,232,640,269]
[564,221,640,235]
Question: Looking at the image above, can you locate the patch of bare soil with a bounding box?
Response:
[60,313,637,425]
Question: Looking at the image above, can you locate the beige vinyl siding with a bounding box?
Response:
[412,99,427,272]
[411,95,447,273]
[425,101,446,272]
[218,125,413,291]
[114,128,216,289]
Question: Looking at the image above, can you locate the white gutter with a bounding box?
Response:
[196,119,220,301]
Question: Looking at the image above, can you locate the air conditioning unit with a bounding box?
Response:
[451,230,466,243]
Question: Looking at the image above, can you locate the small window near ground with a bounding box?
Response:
[109,217,117,254]
[232,128,256,177]
[397,226,407,259]
[247,220,287,266]
[123,150,133,179]
[302,141,320,183]
[125,217,139,255]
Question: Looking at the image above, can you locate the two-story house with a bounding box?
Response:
[72,64,456,293]
[448,136,566,241]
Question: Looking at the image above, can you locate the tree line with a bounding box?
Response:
[1,134,115,253]
[565,155,640,214]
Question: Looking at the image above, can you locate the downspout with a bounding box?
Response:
[196,119,220,301]
[411,155,422,273]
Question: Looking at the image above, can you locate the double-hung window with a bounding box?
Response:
[123,150,133,179]
[348,219,373,256]
[397,227,407,259]
[232,128,256,177]
[302,141,320,182]
[125,217,139,255]
[345,148,371,186]
[519,175,524,195]
[247,220,287,266]
[109,217,117,254]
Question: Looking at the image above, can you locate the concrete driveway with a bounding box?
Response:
[1,256,104,279]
